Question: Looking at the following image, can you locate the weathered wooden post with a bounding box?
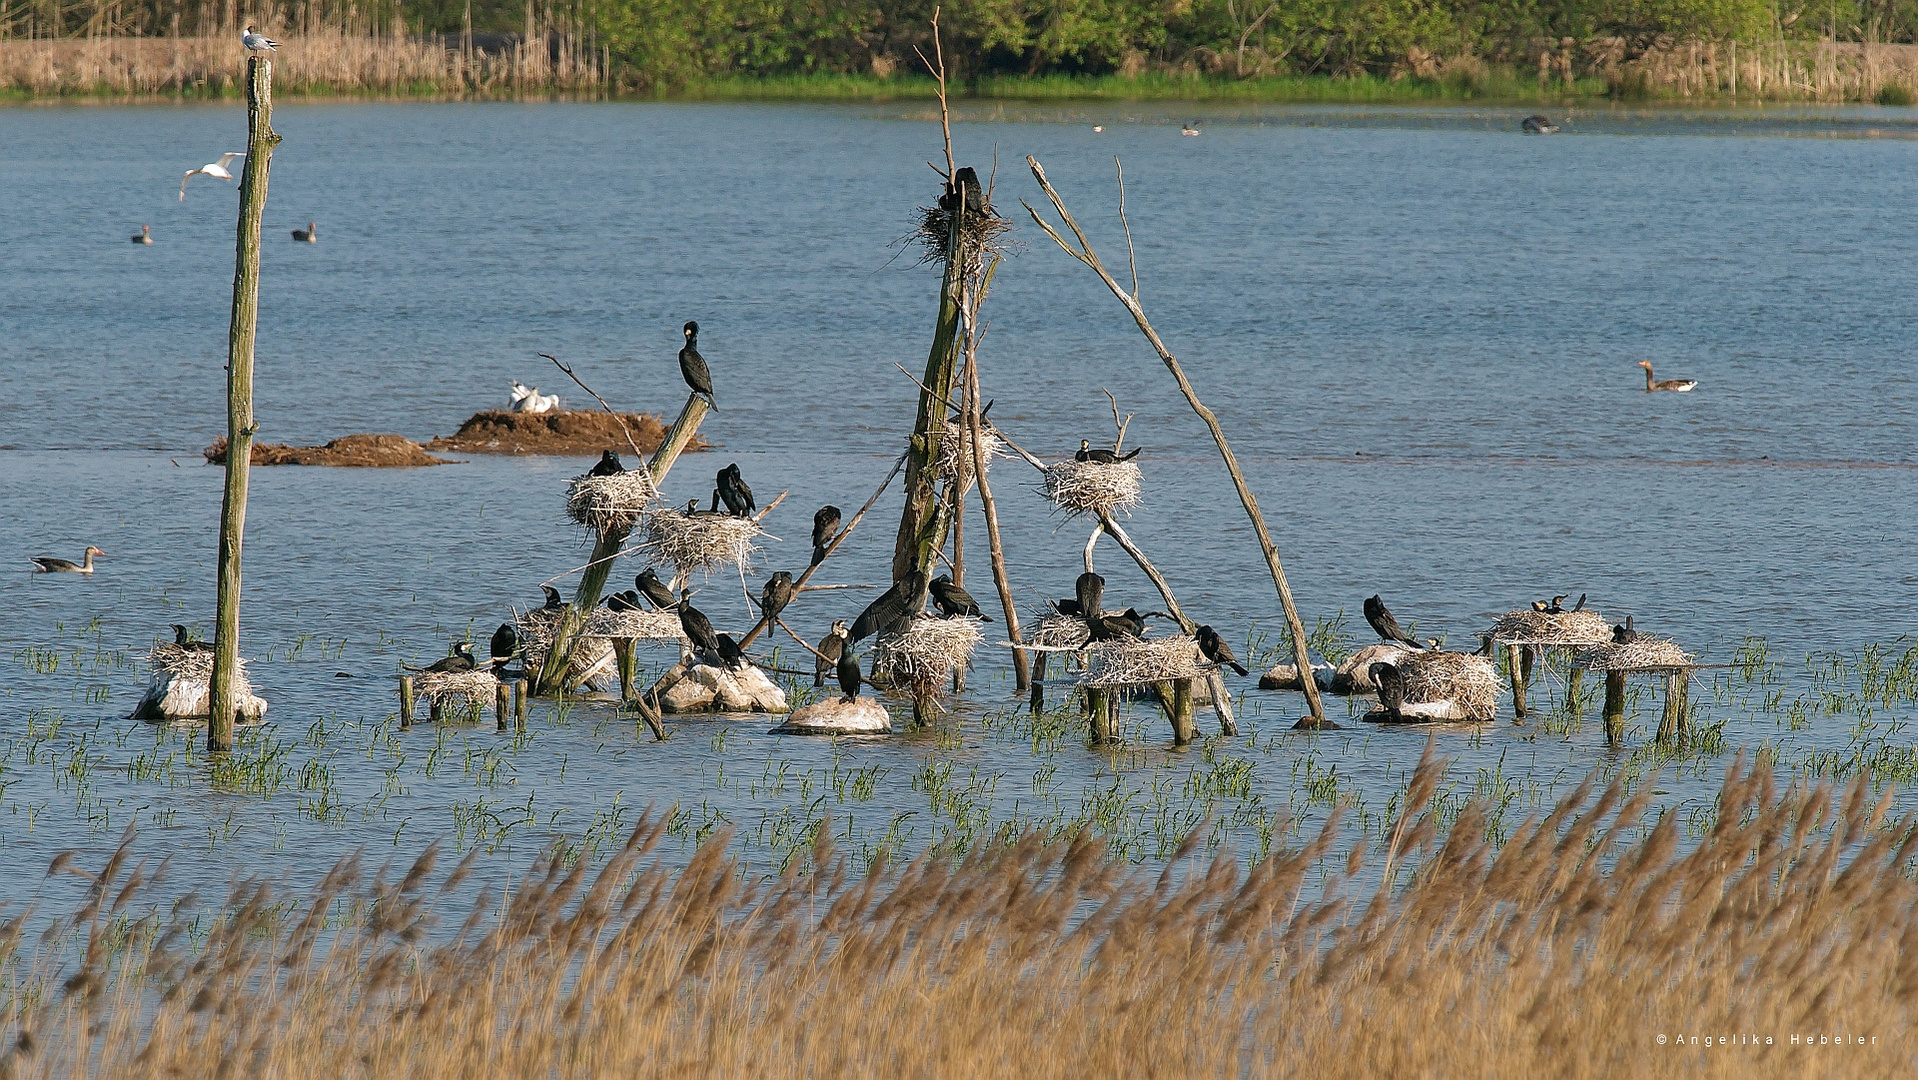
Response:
[495,683,510,731]
[513,679,528,730]
[1507,645,1529,720]
[1086,687,1117,744]
[398,676,415,729]
[1169,678,1197,746]
[1602,671,1626,741]
[1564,668,1583,716]
[613,638,637,701]
[1658,672,1688,743]
[208,54,281,753]
[1029,651,1048,715]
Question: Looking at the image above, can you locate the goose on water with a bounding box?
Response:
[1521,115,1559,134]
[131,224,153,245]
[30,547,104,574]
[1638,361,1698,392]
[180,153,245,201]
[292,221,317,243]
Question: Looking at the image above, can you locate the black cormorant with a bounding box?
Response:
[171,624,213,652]
[1056,599,1084,617]
[489,624,518,671]
[1612,616,1637,644]
[811,505,842,566]
[541,585,565,609]
[1370,661,1405,718]
[415,641,476,673]
[713,632,746,669]
[1195,624,1248,676]
[760,571,794,625]
[929,575,990,620]
[1097,608,1146,640]
[606,590,642,613]
[1546,595,1567,615]
[636,569,676,609]
[1572,593,1587,612]
[1076,439,1142,464]
[590,450,625,476]
[815,620,849,687]
[1532,600,1550,612]
[1075,572,1105,625]
[1363,595,1425,649]
[679,321,717,409]
[837,641,862,702]
[851,571,926,642]
[716,464,754,516]
[678,590,723,660]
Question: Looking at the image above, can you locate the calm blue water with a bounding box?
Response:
[1,100,1915,914]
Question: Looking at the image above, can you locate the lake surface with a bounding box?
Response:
[2,100,1916,918]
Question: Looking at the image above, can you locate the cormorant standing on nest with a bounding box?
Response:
[590,450,625,477]
[815,620,849,687]
[489,624,518,671]
[929,575,990,620]
[414,642,476,673]
[1097,609,1147,640]
[1612,616,1638,644]
[1370,661,1406,719]
[713,633,747,670]
[1531,600,1549,612]
[1076,439,1142,464]
[679,321,717,409]
[837,641,862,703]
[851,571,926,642]
[541,585,565,609]
[941,166,988,218]
[1364,595,1426,650]
[811,505,842,566]
[716,464,754,517]
[1057,599,1084,617]
[1195,625,1248,676]
[1076,572,1105,625]
[171,624,213,652]
[636,569,676,609]
[1546,595,1567,615]
[678,589,723,660]
[760,571,794,626]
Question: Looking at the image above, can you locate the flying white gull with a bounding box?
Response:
[242,25,279,52]
[180,153,245,201]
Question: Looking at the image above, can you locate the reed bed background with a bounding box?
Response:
[5,749,1912,1077]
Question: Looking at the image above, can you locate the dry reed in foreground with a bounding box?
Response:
[7,749,1914,1078]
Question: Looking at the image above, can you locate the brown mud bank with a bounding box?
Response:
[203,433,451,467]
[425,410,704,456]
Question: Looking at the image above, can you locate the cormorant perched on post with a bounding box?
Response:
[541,585,565,609]
[811,505,842,567]
[851,571,926,642]
[929,575,990,620]
[1195,625,1248,676]
[1612,616,1637,644]
[716,464,754,517]
[760,571,794,626]
[713,633,747,670]
[489,624,518,671]
[635,569,676,609]
[677,590,723,660]
[1075,572,1105,626]
[678,321,717,409]
[171,625,213,652]
[1363,595,1426,649]
[413,642,476,673]
[1097,608,1147,640]
[590,450,625,477]
[837,641,862,703]
[1076,439,1142,464]
[815,620,849,687]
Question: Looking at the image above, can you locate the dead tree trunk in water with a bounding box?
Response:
[209,55,281,752]
[892,186,968,583]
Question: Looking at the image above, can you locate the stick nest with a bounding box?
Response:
[914,202,1013,272]
[638,506,762,577]
[414,668,500,706]
[1024,610,1092,651]
[876,616,984,691]
[1041,459,1143,519]
[564,469,659,535]
[1398,652,1501,722]
[138,644,265,721]
[1488,609,1613,647]
[148,642,232,682]
[514,607,616,681]
[584,608,687,642]
[1082,635,1206,688]
[1571,638,1694,671]
[936,425,1002,483]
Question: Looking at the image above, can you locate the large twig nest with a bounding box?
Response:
[565,469,658,535]
[1488,609,1613,647]
[876,616,983,693]
[936,425,1002,483]
[637,506,762,578]
[1041,459,1142,519]
[1023,610,1092,651]
[1081,635,1206,688]
[915,198,1013,272]
[132,644,267,722]
[515,606,615,682]
[1398,651,1500,722]
[1571,638,1694,672]
[414,668,500,706]
[584,607,687,642]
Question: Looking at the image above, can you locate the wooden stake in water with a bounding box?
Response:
[398,676,415,730]
[1603,670,1626,742]
[209,55,281,753]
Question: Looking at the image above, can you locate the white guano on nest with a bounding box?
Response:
[1023,610,1091,651]
[1082,636,1207,688]
[1041,459,1142,519]
[637,506,762,578]
[1488,609,1613,647]
[1571,638,1694,672]
[935,425,1003,482]
[565,469,659,535]
[134,643,267,721]
[584,607,687,641]
[414,668,500,706]
[876,616,984,689]
[1398,652,1501,722]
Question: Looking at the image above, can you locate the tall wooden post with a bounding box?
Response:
[1507,645,1529,721]
[1602,670,1626,742]
[209,55,281,753]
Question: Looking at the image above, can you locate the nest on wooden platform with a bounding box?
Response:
[914,195,1013,271]
[1571,638,1694,672]
[564,469,659,535]
[1041,459,1143,519]
[1488,609,1613,647]
[134,644,266,722]
[637,505,761,577]
[1082,635,1207,689]
[414,668,500,706]
[1398,651,1500,722]
[1023,610,1092,651]
[935,424,1003,482]
[514,607,617,683]
[876,616,984,694]
[584,607,687,641]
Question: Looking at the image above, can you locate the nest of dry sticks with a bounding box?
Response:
[414,668,500,706]
[1041,459,1143,519]
[637,506,762,578]
[514,607,616,682]
[1398,652,1501,722]
[565,469,658,535]
[915,199,1012,272]
[1024,609,1092,651]
[149,642,223,682]
[1488,609,1613,647]
[584,608,686,641]
[138,644,265,721]
[876,616,984,693]
[1082,635,1207,688]
[935,424,1002,483]
[1571,638,1694,672]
